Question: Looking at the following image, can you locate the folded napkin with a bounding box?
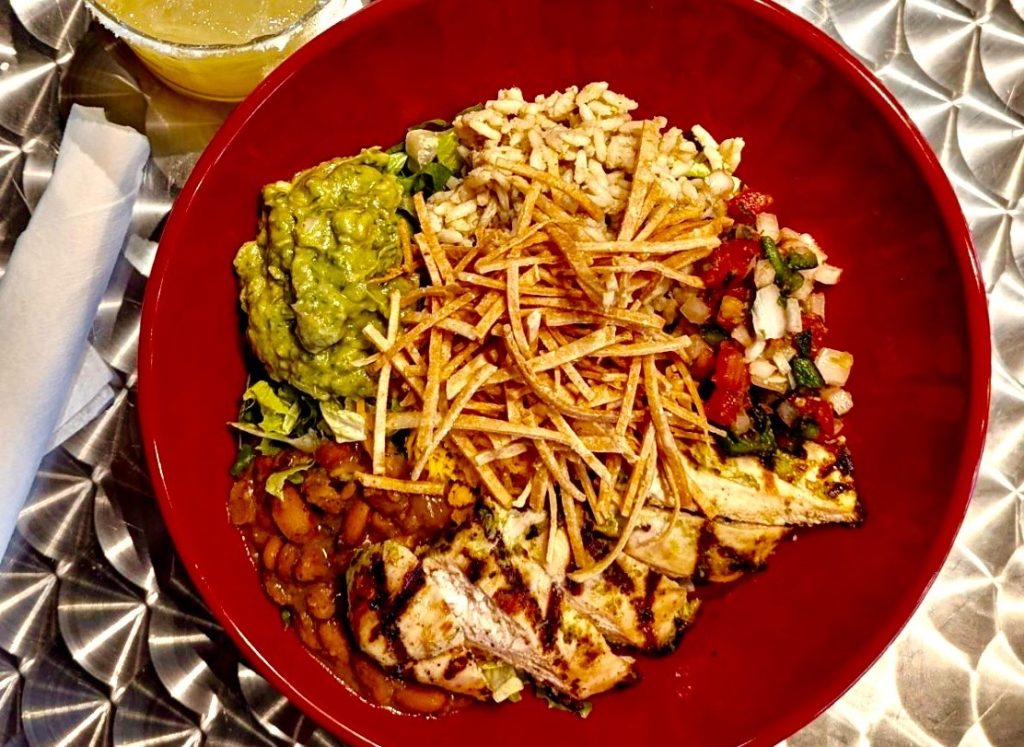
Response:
[0,106,150,555]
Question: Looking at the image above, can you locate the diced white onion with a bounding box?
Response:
[826,388,854,415]
[744,338,766,362]
[777,400,799,426]
[785,298,803,333]
[680,294,711,324]
[707,170,733,195]
[772,352,792,376]
[749,358,776,379]
[731,325,753,347]
[732,411,752,435]
[752,285,786,340]
[814,263,843,285]
[792,278,814,302]
[751,372,789,393]
[753,259,776,289]
[809,292,826,318]
[799,233,827,262]
[756,212,780,241]
[815,347,854,386]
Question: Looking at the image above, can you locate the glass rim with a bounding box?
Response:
[84,0,334,57]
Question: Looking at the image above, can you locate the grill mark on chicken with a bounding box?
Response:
[443,653,471,680]
[378,565,426,664]
[603,561,636,595]
[540,586,563,651]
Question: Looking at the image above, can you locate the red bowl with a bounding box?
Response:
[139,0,990,744]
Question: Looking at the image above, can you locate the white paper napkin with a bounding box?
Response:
[0,105,150,555]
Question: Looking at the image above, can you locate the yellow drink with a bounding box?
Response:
[87,0,347,102]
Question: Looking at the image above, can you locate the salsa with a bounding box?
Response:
[234,150,411,400]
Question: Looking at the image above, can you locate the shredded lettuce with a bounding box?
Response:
[385,151,408,174]
[481,662,524,704]
[242,381,300,436]
[535,686,592,718]
[229,422,320,453]
[320,401,367,442]
[434,130,462,172]
[265,461,313,499]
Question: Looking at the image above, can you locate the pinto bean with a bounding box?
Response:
[393,684,449,714]
[272,485,317,543]
[295,544,331,582]
[302,468,345,514]
[228,479,256,525]
[276,542,300,581]
[262,536,282,571]
[294,609,320,651]
[342,500,371,546]
[263,574,290,607]
[353,657,394,705]
[317,619,351,664]
[306,582,336,620]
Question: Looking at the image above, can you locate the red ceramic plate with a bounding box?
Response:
[139,0,990,744]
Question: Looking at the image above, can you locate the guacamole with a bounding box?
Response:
[234,150,410,400]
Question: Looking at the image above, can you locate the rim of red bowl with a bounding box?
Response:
[138,0,992,744]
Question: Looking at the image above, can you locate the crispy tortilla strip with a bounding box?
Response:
[362,325,425,398]
[633,199,675,243]
[474,440,529,466]
[643,356,697,512]
[570,427,657,584]
[529,326,619,373]
[516,181,544,235]
[449,432,514,507]
[600,337,691,358]
[622,424,657,517]
[371,290,401,475]
[356,472,446,496]
[548,409,613,484]
[451,414,570,444]
[578,239,720,255]
[617,358,642,437]
[412,362,497,480]
[494,159,604,221]
[618,120,660,241]
[414,193,455,284]
[436,317,480,340]
[416,327,445,455]
[561,484,594,567]
[376,293,475,365]
[502,330,616,423]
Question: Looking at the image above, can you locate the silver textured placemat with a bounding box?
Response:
[0,1,1021,744]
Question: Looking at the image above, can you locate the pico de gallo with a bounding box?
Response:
[674,189,854,465]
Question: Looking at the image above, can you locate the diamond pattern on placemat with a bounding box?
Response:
[0,0,1021,744]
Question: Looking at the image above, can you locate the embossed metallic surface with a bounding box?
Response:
[0,0,1019,744]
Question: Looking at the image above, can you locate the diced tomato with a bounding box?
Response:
[727,190,774,223]
[704,340,751,426]
[800,313,828,356]
[698,239,760,289]
[796,396,836,441]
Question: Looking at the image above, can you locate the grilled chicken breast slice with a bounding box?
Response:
[346,541,492,699]
[429,523,636,700]
[701,520,790,582]
[499,511,699,652]
[624,508,790,581]
[675,442,861,526]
